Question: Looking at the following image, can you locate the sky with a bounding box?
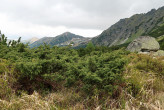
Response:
[0,0,164,40]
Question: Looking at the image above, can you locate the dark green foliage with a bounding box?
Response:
[159,38,164,50]
[17,43,26,52]
[16,62,42,79]
[88,58,97,72]
[85,42,95,54]
[0,34,7,45]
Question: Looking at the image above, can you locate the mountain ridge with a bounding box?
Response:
[92,6,164,47]
[30,32,91,48]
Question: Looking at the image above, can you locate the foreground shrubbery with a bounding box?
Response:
[0,34,164,109]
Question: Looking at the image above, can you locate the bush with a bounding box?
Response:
[0,59,15,99]
[0,35,129,98]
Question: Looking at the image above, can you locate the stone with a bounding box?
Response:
[127,36,160,52]
[152,50,164,57]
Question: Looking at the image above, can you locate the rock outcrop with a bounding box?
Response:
[127,36,160,52]
[127,36,164,57]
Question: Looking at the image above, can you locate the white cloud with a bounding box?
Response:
[0,0,164,40]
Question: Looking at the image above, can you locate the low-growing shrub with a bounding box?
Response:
[13,46,129,97]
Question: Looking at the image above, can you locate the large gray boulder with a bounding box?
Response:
[127,36,160,52]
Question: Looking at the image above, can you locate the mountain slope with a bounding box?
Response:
[157,35,164,50]
[92,6,164,47]
[30,32,90,48]
[29,37,53,48]
[22,37,39,44]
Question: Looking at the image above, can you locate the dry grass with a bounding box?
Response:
[0,91,55,110]
[123,53,164,110]
[0,89,86,110]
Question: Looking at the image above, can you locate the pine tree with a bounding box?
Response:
[17,37,21,44]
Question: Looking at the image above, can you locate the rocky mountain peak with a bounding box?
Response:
[62,32,71,35]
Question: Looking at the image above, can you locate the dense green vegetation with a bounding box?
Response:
[0,33,164,109]
[0,34,129,95]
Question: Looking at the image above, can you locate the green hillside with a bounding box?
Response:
[157,35,164,50]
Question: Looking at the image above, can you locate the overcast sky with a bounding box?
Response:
[0,0,164,40]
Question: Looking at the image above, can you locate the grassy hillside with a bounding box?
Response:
[0,34,164,109]
[157,35,164,50]
[148,22,164,49]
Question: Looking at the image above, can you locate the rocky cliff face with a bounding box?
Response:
[92,6,164,47]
